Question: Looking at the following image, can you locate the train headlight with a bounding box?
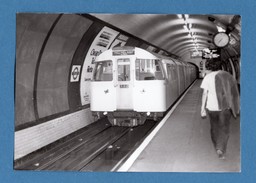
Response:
[147,112,150,116]
[103,112,108,115]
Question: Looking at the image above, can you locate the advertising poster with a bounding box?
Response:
[109,34,129,49]
[80,26,119,105]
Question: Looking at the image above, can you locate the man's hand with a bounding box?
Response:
[201,108,207,118]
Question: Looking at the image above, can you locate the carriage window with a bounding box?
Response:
[117,58,130,81]
[93,60,113,81]
[136,59,164,80]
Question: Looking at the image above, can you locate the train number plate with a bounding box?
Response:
[120,84,129,88]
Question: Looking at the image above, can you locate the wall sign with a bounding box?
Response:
[70,65,81,82]
[109,34,128,49]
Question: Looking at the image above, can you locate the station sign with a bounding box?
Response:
[70,65,81,82]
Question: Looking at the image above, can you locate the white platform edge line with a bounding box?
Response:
[117,80,197,172]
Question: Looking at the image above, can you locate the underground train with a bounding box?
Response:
[90,46,197,127]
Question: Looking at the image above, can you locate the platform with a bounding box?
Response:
[119,80,240,172]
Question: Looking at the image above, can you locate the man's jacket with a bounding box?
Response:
[215,71,240,118]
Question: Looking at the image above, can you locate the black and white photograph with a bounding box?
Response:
[14,13,241,172]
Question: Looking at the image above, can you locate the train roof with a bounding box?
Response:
[95,46,158,62]
[95,46,192,66]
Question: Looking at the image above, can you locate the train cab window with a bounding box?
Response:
[135,59,164,80]
[93,60,113,81]
[117,58,130,81]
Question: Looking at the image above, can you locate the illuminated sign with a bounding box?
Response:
[190,51,202,58]
[202,49,220,59]
[202,53,220,58]
[113,50,135,56]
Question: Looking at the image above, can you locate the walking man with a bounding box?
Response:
[201,70,240,159]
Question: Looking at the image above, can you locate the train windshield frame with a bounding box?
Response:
[135,59,165,81]
[93,60,113,81]
[117,58,131,81]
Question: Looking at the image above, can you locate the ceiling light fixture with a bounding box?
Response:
[180,14,198,51]
[216,25,226,32]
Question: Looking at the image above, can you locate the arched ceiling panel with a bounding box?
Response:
[175,43,210,55]
[171,41,212,54]
[163,35,214,51]
[168,35,212,46]
[90,14,240,58]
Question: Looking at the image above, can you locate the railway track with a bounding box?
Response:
[14,118,158,171]
[81,120,157,171]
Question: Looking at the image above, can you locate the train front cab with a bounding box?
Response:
[90,47,167,126]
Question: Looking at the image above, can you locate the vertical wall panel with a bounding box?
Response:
[15,14,58,126]
[68,21,103,110]
[37,14,92,118]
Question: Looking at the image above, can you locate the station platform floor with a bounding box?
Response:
[119,79,240,172]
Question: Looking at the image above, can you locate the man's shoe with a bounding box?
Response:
[216,149,225,159]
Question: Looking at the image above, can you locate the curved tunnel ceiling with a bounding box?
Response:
[90,14,241,58]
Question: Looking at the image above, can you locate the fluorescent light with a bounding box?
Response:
[216,25,226,32]
[183,25,189,31]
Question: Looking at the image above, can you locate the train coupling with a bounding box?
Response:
[107,111,147,127]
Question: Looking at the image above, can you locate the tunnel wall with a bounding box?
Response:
[15,14,155,159]
[16,14,59,126]
[37,14,93,118]
[16,14,94,128]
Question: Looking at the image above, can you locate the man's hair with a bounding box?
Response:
[211,66,221,71]
[210,63,222,71]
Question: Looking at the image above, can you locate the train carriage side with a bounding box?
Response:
[186,64,191,84]
[162,59,179,108]
[183,62,188,88]
[189,65,193,84]
[190,64,197,83]
[187,63,192,85]
[175,60,185,95]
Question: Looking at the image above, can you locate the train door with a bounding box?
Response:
[90,60,117,112]
[116,58,133,110]
[133,59,166,112]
